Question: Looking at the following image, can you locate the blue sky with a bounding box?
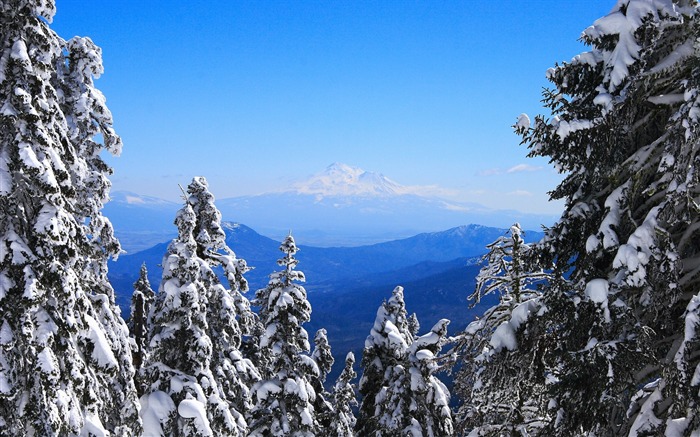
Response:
[51,1,613,214]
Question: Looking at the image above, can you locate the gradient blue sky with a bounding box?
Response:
[51,1,613,214]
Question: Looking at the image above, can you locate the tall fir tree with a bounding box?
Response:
[330,352,358,437]
[249,234,320,436]
[356,286,414,436]
[509,0,700,434]
[455,224,550,435]
[310,328,335,434]
[129,263,154,377]
[186,177,260,418]
[0,1,140,435]
[141,178,255,436]
[376,318,454,436]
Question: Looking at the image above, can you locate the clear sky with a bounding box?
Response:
[51,1,614,214]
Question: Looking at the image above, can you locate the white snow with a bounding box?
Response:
[80,413,108,437]
[489,321,517,352]
[515,113,530,132]
[0,272,14,301]
[675,294,700,378]
[554,118,594,140]
[510,299,538,330]
[0,148,11,195]
[585,279,611,323]
[84,315,118,369]
[0,320,12,345]
[140,391,176,437]
[583,0,660,91]
[586,234,601,253]
[10,40,30,64]
[648,93,686,105]
[18,142,42,170]
[599,182,629,249]
[36,348,59,381]
[256,381,282,401]
[665,417,690,437]
[585,279,609,303]
[613,206,660,287]
[178,398,213,436]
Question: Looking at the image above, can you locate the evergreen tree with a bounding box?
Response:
[356,286,414,435]
[455,224,550,435]
[0,1,140,434]
[509,1,700,434]
[141,178,255,436]
[377,319,454,436]
[330,352,358,437]
[186,177,260,417]
[129,263,155,375]
[311,328,335,433]
[249,234,320,436]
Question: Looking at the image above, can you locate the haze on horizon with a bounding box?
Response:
[51,1,613,216]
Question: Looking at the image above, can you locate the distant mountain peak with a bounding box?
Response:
[289,163,406,198]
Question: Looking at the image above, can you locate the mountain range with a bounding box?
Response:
[104,163,551,378]
[105,163,557,252]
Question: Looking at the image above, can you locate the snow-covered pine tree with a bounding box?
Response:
[376,318,455,436]
[0,1,141,434]
[514,0,700,434]
[310,328,335,433]
[249,234,320,436]
[141,178,255,436]
[356,286,415,435]
[185,177,260,417]
[406,319,454,436]
[454,224,550,435]
[129,263,155,375]
[330,352,358,437]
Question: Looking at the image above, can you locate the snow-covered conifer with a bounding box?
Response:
[0,2,140,434]
[141,178,256,436]
[186,177,260,414]
[377,319,454,436]
[312,328,334,383]
[455,224,549,435]
[356,286,415,435]
[249,234,319,436]
[511,1,700,434]
[330,352,358,437]
[129,263,155,375]
[310,328,335,433]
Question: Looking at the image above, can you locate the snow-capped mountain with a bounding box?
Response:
[215,163,556,245]
[289,162,406,197]
[103,164,557,250]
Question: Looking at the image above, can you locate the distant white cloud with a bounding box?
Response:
[506,164,542,174]
[478,164,542,176]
